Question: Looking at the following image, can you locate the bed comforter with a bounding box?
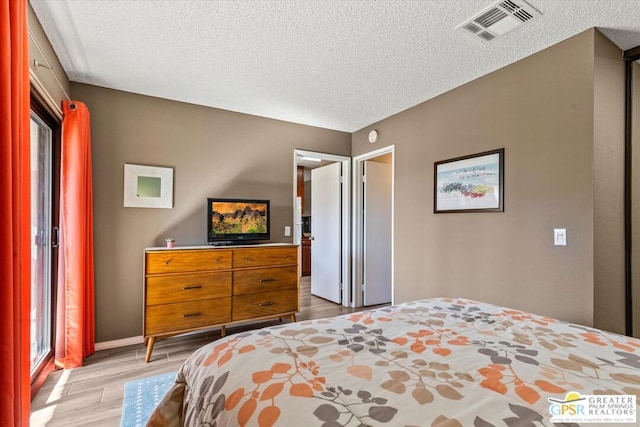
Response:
[147,298,640,426]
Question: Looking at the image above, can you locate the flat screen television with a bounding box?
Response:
[207,198,270,245]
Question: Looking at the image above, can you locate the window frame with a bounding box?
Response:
[29,89,61,398]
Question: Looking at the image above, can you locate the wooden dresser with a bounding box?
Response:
[143,244,299,362]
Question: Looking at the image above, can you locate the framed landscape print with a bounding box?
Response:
[434,148,504,213]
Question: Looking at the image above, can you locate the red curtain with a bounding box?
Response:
[55,100,95,368]
[0,0,30,425]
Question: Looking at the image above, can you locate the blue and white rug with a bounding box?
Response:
[120,371,177,427]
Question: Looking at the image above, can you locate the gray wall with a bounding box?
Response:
[71,83,351,341]
[352,29,626,333]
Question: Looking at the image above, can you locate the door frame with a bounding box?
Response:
[352,145,395,308]
[29,90,61,398]
[293,149,352,307]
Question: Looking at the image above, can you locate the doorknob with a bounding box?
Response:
[310,236,315,240]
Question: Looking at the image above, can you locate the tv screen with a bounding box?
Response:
[207,198,270,245]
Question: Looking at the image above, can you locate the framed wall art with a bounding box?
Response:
[123,164,173,208]
[434,148,504,213]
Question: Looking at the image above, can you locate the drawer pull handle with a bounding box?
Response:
[164,259,172,265]
[245,257,250,261]
[260,301,275,307]
[282,255,289,258]
[183,285,203,290]
[259,278,275,283]
[182,312,202,318]
[214,258,220,263]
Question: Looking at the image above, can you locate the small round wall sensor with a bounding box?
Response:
[368,129,379,143]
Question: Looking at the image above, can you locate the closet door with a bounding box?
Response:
[362,160,392,306]
[631,56,640,338]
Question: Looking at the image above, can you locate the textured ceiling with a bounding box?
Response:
[30,0,640,132]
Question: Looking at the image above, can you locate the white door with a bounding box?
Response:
[363,161,392,306]
[311,162,342,303]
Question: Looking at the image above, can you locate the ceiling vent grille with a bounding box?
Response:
[457,0,541,43]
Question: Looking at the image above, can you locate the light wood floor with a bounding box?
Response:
[31,277,386,426]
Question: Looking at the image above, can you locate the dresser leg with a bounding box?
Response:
[290,313,297,323]
[145,337,155,363]
[221,325,226,337]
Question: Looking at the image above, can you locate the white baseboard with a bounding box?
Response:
[95,335,144,351]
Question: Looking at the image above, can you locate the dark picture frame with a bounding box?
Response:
[434,148,504,213]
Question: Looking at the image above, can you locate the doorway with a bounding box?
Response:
[353,146,395,307]
[29,94,61,396]
[293,150,351,307]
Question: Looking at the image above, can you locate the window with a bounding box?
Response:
[29,95,60,390]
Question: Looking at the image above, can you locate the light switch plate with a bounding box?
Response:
[284,226,291,237]
[554,228,567,246]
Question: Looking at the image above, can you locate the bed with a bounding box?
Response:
[147,298,639,426]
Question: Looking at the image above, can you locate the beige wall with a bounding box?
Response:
[71,83,351,341]
[352,29,626,333]
[28,4,69,115]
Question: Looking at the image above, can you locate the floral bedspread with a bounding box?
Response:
[147,298,640,427]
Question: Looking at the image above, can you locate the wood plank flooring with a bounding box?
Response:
[30,277,386,426]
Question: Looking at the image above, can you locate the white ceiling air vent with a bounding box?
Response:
[457,0,541,43]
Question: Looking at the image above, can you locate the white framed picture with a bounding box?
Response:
[123,164,173,208]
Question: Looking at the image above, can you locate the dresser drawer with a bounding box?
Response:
[145,297,231,335]
[146,272,231,305]
[233,266,297,295]
[146,250,231,274]
[232,289,298,321]
[232,247,297,268]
